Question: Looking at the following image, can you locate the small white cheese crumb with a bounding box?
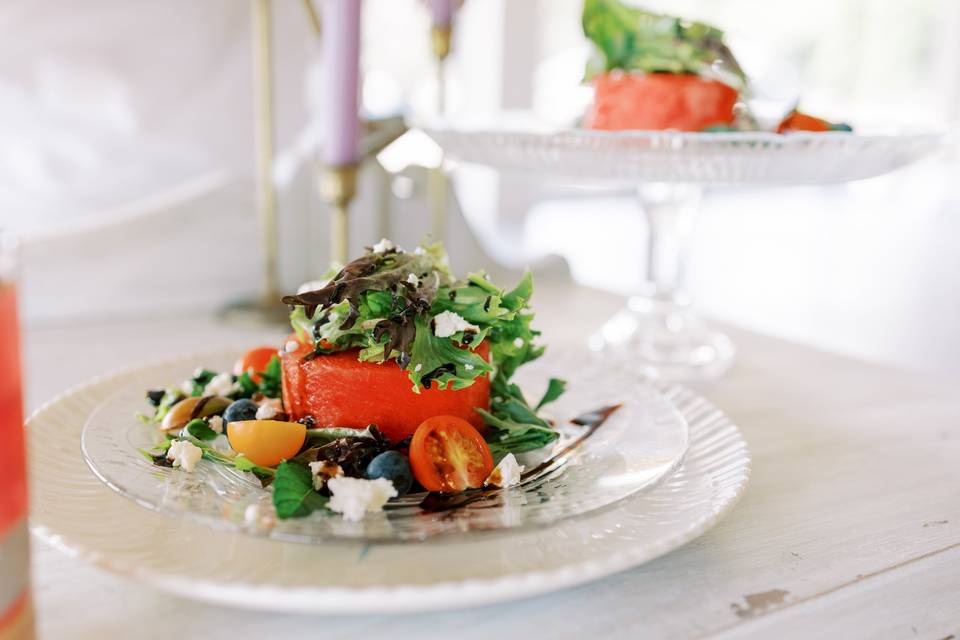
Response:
[167,440,203,472]
[179,380,194,395]
[297,279,329,295]
[284,340,300,353]
[327,476,398,522]
[513,337,525,349]
[484,453,524,488]
[193,367,205,378]
[255,404,277,420]
[414,363,423,372]
[413,246,426,255]
[464,364,474,370]
[208,415,224,434]
[371,238,395,254]
[203,372,238,398]
[406,273,419,286]
[308,460,344,491]
[432,310,480,338]
[243,503,276,528]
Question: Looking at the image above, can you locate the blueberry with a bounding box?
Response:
[365,451,413,496]
[223,399,258,423]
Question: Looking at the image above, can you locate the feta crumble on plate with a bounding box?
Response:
[432,310,480,339]
[371,238,395,254]
[208,415,224,434]
[308,460,344,491]
[327,476,398,522]
[485,453,524,488]
[203,372,237,398]
[255,404,278,420]
[167,440,203,472]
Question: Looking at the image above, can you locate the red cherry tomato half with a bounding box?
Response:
[409,416,494,493]
[234,346,278,383]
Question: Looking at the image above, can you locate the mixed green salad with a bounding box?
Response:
[138,240,568,522]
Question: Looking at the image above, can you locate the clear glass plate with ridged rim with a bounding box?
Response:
[79,347,689,543]
[419,112,950,185]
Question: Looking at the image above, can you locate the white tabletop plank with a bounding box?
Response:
[21,285,960,639]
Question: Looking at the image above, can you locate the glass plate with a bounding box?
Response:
[80,349,689,543]
[31,352,748,613]
[421,113,948,184]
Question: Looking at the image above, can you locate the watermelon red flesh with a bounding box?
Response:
[281,339,490,443]
[584,71,738,132]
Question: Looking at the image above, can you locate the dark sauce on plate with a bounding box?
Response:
[418,404,622,513]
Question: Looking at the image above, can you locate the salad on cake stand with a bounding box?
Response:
[422,0,946,380]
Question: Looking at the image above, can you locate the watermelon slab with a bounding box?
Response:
[584,71,738,132]
[281,338,490,443]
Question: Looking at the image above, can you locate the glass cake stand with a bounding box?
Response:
[422,117,947,380]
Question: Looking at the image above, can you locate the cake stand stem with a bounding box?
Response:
[590,183,734,381]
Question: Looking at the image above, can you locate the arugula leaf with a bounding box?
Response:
[234,356,282,400]
[537,378,567,410]
[406,315,492,392]
[272,461,329,519]
[233,454,258,472]
[182,419,218,441]
[259,356,282,398]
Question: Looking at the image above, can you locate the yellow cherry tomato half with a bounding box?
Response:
[226,420,306,467]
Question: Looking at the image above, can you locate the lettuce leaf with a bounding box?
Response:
[582,0,746,85]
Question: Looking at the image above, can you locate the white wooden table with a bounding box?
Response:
[22,285,960,639]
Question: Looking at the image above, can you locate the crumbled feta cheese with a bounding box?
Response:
[167,440,203,472]
[243,503,276,528]
[414,363,423,372]
[308,460,344,491]
[208,415,224,434]
[244,503,261,525]
[432,310,480,338]
[371,238,395,254]
[284,340,300,353]
[413,246,426,255]
[484,453,524,488]
[180,380,195,395]
[297,279,329,295]
[327,476,398,522]
[513,337,525,348]
[406,273,419,287]
[255,404,277,420]
[203,372,237,398]
[464,364,474,371]
[193,367,205,378]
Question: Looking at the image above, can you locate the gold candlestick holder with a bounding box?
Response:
[429,25,452,243]
[220,0,289,326]
[319,164,358,265]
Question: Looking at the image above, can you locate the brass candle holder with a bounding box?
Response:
[429,25,452,243]
[220,0,289,326]
[319,164,358,265]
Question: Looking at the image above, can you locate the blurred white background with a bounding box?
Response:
[2,0,958,374]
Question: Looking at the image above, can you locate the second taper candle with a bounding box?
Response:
[321,0,361,167]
